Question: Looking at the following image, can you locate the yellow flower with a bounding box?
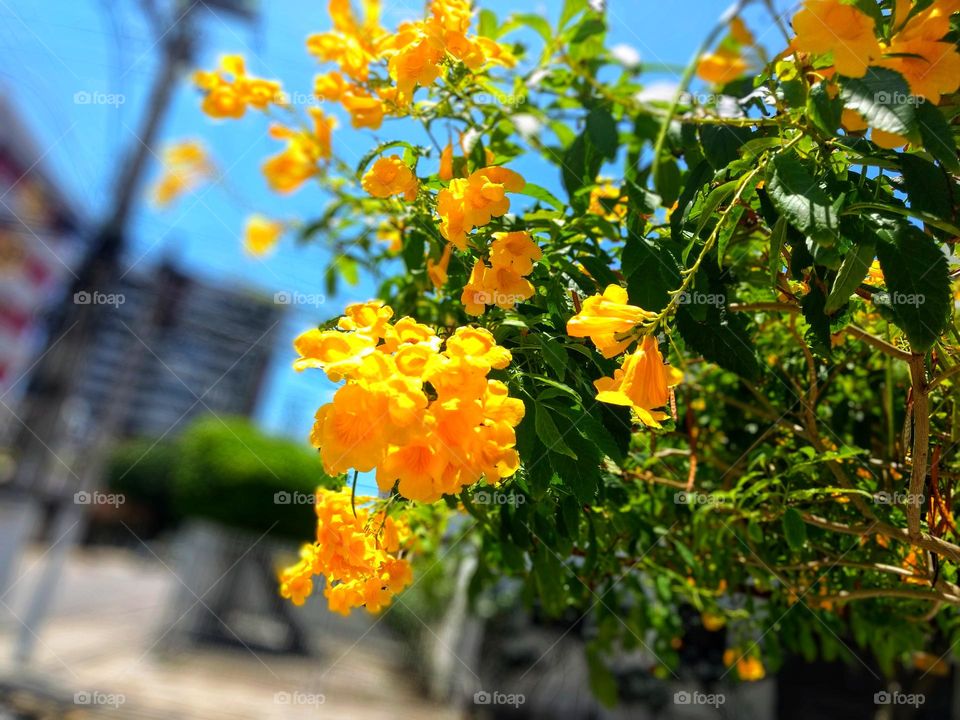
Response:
[262,109,335,194]
[878,0,960,104]
[150,140,211,208]
[376,222,403,252]
[307,0,385,82]
[293,328,377,380]
[445,327,512,370]
[489,231,541,275]
[279,487,413,615]
[426,243,452,289]
[566,284,654,358]
[338,300,394,339]
[361,156,419,200]
[194,54,282,118]
[736,656,766,682]
[439,140,455,181]
[730,17,754,45]
[437,166,525,249]
[593,336,683,428]
[242,215,284,257]
[340,87,386,129]
[588,182,628,222]
[792,0,882,78]
[314,70,349,102]
[460,259,490,315]
[483,265,535,309]
[697,48,747,84]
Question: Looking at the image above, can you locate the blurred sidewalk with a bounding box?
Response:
[0,546,461,719]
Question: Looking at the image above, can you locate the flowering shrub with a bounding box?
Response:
[184,0,960,697]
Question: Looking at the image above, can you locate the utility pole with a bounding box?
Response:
[4,0,198,662]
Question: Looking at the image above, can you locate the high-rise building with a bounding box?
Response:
[72,262,283,439]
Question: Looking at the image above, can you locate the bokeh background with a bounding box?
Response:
[0,1,953,718]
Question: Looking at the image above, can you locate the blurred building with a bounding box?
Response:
[0,98,85,401]
[72,262,283,438]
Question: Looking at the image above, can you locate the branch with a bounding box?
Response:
[908,355,930,540]
[842,325,912,361]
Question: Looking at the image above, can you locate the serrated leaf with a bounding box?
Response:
[536,335,568,377]
[520,182,564,210]
[622,234,680,312]
[535,402,577,459]
[916,100,960,174]
[874,221,951,352]
[676,305,760,380]
[825,237,876,314]
[766,153,839,244]
[700,124,752,170]
[839,67,916,136]
[899,153,953,220]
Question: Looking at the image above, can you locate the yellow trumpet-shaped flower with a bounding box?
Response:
[593,336,683,428]
[361,155,419,200]
[791,0,882,78]
[566,284,655,358]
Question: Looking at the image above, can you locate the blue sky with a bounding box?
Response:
[0,0,789,447]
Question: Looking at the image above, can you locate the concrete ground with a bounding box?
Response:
[0,546,462,719]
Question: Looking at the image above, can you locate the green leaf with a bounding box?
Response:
[653,156,682,208]
[825,237,876,314]
[622,234,680,312]
[700,125,752,170]
[839,67,916,136]
[586,647,618,708]
[536,336,568,377]
[477,8,499,38]
[559,0,588,28]
[535,402,577,459]
[561,133,603,208]
[783,508,807,550]
[676,305,760,380]
[874,221,952,352]
[586,107,619,160]
[916,100,960,174]
[766,153,839,244]
[801,281,832,356]
[520,182,564,211]
[510,13,552,44]
[899,153,953,220]
[807,81,843,135]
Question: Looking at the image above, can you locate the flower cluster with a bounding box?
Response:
[362,155,419,200]
[567,285,682,428]
[307,0,515,128]
[150,140,212,208]
[278,486,413,615]
[460,231,541,315]
[262,108,335,194]
[294,301,525,503]
[436,165,525,248]
[793,0,960,146]
[194,55,283,119]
